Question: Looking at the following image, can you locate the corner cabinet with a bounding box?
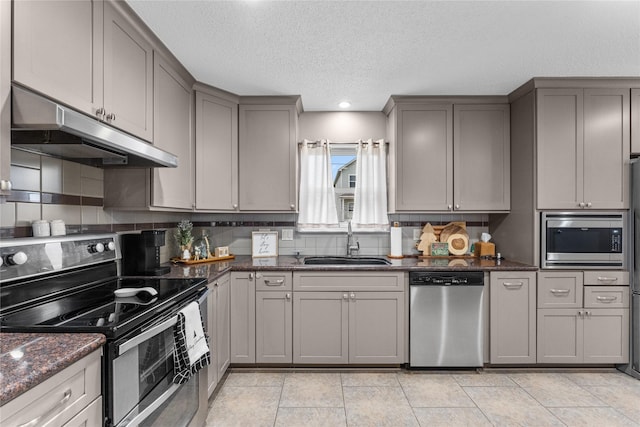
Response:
[194,85,239,211]
[207,273,231,396]
[389,98,510,212]
[292,272,405,364]
[489,271,536,364]
[13,0,153,141]
[632,88,640,155]
[103,54,194,210]
[238,99,299,211]
[536,88,629,210]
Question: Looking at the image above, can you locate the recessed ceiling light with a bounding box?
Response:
[338,101,351,109]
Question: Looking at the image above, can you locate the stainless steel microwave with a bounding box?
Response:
[541,212,626,269]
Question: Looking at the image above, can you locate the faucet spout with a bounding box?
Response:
[346,221,359,257]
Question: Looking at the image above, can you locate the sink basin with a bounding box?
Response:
[303,256,391,266]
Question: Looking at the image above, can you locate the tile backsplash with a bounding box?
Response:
[2,149,489,261]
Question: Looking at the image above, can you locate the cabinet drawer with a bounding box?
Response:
[538,272,583,308]
[583,271,629,286]
[256,272,292,291]
[293,272,404,292]
[1,349,101,426]
[584,286,629,308]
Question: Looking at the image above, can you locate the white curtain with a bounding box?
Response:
[297,139,340,230]
[352,139,389,230]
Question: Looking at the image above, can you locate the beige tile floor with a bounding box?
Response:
[206,369,640,427]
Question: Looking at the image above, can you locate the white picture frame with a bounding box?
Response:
[251,231,278,257]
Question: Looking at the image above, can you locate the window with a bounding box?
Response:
[348,174,356,188]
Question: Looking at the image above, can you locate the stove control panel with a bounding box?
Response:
[0,234,120,283]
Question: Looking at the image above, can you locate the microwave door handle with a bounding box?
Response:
[117,382,183,427]
[117,288,209,356]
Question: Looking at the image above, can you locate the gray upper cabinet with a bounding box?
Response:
[454,104,510,211]
[238,101,299,211]
[0,0,10,195]
[13,0,103,117]
[195,87,239,211]
[537,88,629,210]
[13,0,153,141]
[150,53,193,209]
[395,103,453,211]
[631,89,640,155]
[389,98,510,212]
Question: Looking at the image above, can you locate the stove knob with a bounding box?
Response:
[6,251,28,265]
[88,243,105,253]
[104,241,116,251]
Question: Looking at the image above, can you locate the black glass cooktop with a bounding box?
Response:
[0,275,207,339]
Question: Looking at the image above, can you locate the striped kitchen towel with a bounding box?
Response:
[173,301,210,384]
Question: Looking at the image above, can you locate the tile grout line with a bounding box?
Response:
[340,372,349,427]
[452,374,497,426]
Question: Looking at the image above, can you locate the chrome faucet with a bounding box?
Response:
[347,221,360,257]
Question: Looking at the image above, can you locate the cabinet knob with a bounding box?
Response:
[232,204,238,209]
[290,204,295,210]
[256,273,262,279]
[586,202,592,208]
[249,273,254,280]
[214,282,218,287]
[455,204,460,210]
[95,108,105,119]
[350,292,356,299]
[286,293,291,300]
[578,202,585,208]
[0,180,12,191]
[343,293,349,300]
[105,112,116,122]
[447,204,453,210]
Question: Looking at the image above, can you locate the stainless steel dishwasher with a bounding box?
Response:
[409,271,485,367]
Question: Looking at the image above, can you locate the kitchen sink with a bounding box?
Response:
[303,256,391,265]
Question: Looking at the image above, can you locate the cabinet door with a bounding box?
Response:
[537,308,583,363]
[239,105,296,211]
[583,309,629,364]
[152,54,193,209]
[632,89,640,154]
[582,88,629,209]
[536,89,584,209]
[293,292,348,364]
[13,0,103,117]
[0,0,10,194]
[230,272,256,363]
[63,397,103,427]
[195,91,238,210]
[256,291,293,363]
[207,281,217,395]
[454,104,510,211]
[489,272,536,364]
[103,2,153,140]
[395,104,453,211]
[215,274,231,379]
[348,292,404,364]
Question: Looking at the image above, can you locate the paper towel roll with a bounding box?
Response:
[390,227,402,257]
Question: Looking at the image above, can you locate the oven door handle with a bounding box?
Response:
[117,288,208,356]
[116,381,182,427]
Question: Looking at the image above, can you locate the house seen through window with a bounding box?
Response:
[331,147,356,224]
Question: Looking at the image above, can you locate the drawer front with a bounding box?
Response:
[294,272,405,292]
[256,272,293,291]
[538,272,583,308]
[583,271,629,286]
[584,286,629,308]
[1,350,101,426]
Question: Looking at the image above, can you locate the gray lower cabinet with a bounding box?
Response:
[230,272,256,363]
[537,271,629,364]
[256,291,293,363]
[207,273,231,396]
[489,271,536,364]
[292,272,405,364]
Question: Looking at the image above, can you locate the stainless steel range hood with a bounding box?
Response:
[11,86,178,168]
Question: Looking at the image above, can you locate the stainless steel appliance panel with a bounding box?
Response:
[409,272,484,367]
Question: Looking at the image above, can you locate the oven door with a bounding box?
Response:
[111,289,208,427]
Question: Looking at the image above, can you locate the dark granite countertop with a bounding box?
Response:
[0,333,106,405]
[164,255,537,282]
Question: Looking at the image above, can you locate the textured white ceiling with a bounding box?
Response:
[127,0,640,111]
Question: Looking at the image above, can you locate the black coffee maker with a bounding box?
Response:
[121,230,171,276]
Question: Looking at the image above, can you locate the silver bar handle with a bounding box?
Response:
[265,279,284,286]
[597,277,618,283]
[17,389,72,427]
[596,296,617,303]
[117,382,182,427]
[118,289,208,355]
[550,289,570,295]
[503,282,523,289]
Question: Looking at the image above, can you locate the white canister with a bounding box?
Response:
[32,220,50,237]
[50,219,66,236]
